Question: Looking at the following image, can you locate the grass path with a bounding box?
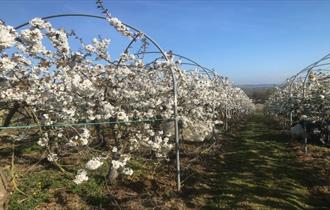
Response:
[183,114,328,210]
[2,114,329,209]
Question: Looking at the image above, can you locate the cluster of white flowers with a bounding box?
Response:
[85,157,104,170]
[174,70,254,142]
[112,147,118,153]
[47,153,58,162]
[266,68,330,122]
[37,132,49,147]
[122,167,133,176]
[0,14,254,185]
[107,17,132,37]
[0,56,16,72]
[73,169,89,184]
[116,111,129,121]
[29,18,52,29]
[48,28,70,54]
[84,44,95,53]
[0,21,16,49]
[111,154,133,176]
[79,128,90,146]
[111,154,130,170]
[20,28,45,54]
[84,38,111,60]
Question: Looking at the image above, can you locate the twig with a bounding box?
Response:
[10,141,27,196]
[22,151,47,175]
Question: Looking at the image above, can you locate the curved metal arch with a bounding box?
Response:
[14,14,169,62]
[133,50,230,130]
[281,53,330,124]
[170,53,216,80]
[14,13,182,191]
[133,51,216,81]
[132,51,229,87]
[288,53,330,95]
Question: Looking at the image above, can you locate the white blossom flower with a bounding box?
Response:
[47,153,58,162]
[0,23,16,49]
[117,111,128,121]
[73,169,89,184]
[29,18,51,29]
[20,28,45,54]
[48,28,69,53]
[112,147,118,153]
[84,44,95,53]
[111,160,124,170]
[37,133,49,147]
[66,140,78,147]
[80,128,90,146]
[107,17,132,37]
[85,157,104,170]
[122,167,134,176]
[0,57,16,71]
[215,120,224,125]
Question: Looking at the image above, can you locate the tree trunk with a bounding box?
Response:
[107,166,119,185]
[3,103,19,127]
[107,125,120,185]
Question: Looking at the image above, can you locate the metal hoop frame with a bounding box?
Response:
[14,13,184,190]
[272,53,330,125]
[11,12,246,192]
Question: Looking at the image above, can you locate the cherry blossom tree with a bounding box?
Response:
[0,1,255,186]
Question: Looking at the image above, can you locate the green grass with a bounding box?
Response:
[183,114,327,209]
[206,115,311,209]
[7,154,164,209]
[8,167,110,209]
[9,170,69,210]
[6,114,330,209]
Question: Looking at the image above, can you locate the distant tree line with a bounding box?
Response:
[242,87,276,104]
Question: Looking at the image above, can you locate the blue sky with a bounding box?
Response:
[1,0,330,84]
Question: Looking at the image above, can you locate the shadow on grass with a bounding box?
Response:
[181,114,329,210]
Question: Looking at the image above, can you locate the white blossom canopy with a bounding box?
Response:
[0,4,254,185]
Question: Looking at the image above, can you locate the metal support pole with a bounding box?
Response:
[303,122,308,154]
[225,106,228,132]
[174,117,180,191]
[15,12,185,192]
[304,136,308,154]
[171,66,181,192]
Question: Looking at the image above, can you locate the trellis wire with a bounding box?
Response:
[2,7,242,192]
[0,118,174,130]
[11,12,183,191]
[5,12,230,192]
